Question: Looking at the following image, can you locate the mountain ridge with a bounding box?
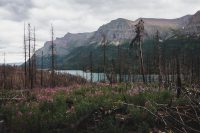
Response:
[35,11,199,65]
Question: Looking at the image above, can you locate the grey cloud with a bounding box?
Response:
[0,0,33,21]
[0,43,6,49]
[69,0,175,21]
[0,45,5,49]
[72,0,165,12]
[0,0,199,63]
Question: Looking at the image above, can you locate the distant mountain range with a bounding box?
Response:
[1,62,23,66]
[35,10,200,69]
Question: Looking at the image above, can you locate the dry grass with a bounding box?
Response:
[0,65,87,90]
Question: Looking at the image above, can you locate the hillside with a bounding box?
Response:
[35,11,199,69]
[185,11,200,34]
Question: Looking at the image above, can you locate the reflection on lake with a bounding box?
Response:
[56,70,163,82]
[56,70,107,82]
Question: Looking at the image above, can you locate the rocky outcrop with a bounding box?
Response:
[36,32,94,57]
[185,11,200,34]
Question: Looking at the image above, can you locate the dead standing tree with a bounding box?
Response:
[118,44,122,82]
[28,24,31,88]
[33,27,37,84]
[101,34,107,82]
[110,59,115,85]
[3,52,6,89]
[24,23,37,89]
[89,51,93,83]
[28,23,34,89]
[24,23,27,89]
[51,25,55,88]
[155,30,163,88]
[130,19,146,83]
[41,51,44,88]
[176,56,182,98]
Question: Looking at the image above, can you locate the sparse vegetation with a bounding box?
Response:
[0,84,199,132]
[0,65,87,90]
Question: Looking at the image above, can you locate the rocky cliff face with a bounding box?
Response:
[36,32,94,57]
[90,18,182,45]
[35,11,198,58]
[185,11,200,34]
[90,18,135,44]
[176,15,192,27]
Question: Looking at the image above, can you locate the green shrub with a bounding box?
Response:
[176,97,190,105]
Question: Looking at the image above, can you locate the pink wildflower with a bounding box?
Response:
[17,111,23,117]
[28,111,32,116]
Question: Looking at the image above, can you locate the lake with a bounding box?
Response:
[56,70,162,82]
[56,70,108,82]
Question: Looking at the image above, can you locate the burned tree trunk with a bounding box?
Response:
[33,27,37,85]
[89,51,93,83]
[110,59,116,86]
[176,56,182,98]
[197,56,200,82]
[101,34,107,82]
[130,19,146,83]
[41,51,44,88]
[97,66,100,82]
[118,45,122,83]
[155,30,163,88]
[3,53,6,89]
[28,23,33,89]
[139,38,145,83]
[24,23,27,89]
[51,25,55,88]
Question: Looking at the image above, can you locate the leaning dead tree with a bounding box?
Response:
[130,19,146,83]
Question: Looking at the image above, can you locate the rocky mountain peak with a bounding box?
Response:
[189,10,200,24]
[90,18,136,44]
[90,17,186,44]
[185,11,200,34]
[176,15,192,26]
[109,18,134,25]
[36,10,200,58]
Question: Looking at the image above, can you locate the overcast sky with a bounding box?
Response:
[0,0,199,63]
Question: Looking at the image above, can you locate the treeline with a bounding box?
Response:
[36,36,200,83]
[0,23,87,90]
[33,20,200,88]
[0,65,86,90]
